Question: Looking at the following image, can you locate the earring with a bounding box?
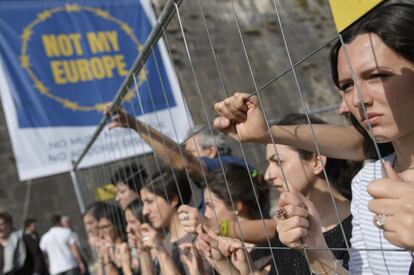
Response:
[233,210,239,216]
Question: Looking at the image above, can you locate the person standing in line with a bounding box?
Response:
[61,217,78,242]
[40,215,85,275]
[23,219,40,243]
[110,164,148,210]
[0,212,26,275]
[61,216,90,275]
[23,218,49,275]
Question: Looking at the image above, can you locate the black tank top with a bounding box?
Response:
[266,215,353,275]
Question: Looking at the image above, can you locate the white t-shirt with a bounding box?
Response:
[70,230,81,247]
[40,227,78,274]
[349,154,412,274]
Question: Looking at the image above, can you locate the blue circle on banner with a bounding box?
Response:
[20,4,146,112]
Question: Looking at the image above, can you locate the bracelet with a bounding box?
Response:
[311,258,343,275]
[219,219,230,237]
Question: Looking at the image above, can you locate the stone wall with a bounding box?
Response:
[0,0,343,240]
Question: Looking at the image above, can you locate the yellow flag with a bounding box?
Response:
[95,183,116,201]
[329,0,384,33]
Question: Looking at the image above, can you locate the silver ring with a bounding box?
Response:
[373,214,386,230]
[182,213,189,221]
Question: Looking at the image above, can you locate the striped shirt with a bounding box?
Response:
[349,154,412,274]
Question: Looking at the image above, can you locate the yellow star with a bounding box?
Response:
[34,81,49,95]
[94,9,110,18]
[95,103,107,111]
[63,100,79,110]
[65,4,81,12]
[38,10,52,21]
[20,55,30,68]
[124,90,135,101]
[21,28,33,41]
[139,69,147,82]
[121,24,133,35]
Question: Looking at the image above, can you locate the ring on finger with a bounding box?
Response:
[274,207,289,220]
[181,213,189,221]
[373,214,386,230]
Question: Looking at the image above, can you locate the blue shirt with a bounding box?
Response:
[200,155,254,173]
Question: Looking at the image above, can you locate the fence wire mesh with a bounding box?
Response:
[70,0,412,274]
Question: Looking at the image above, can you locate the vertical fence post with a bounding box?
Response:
[21,179,32,224]
[70,161,86,214]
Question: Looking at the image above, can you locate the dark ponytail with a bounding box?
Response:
[142,168,192,207]
[126,199,144,223]
[205,164,271,219]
